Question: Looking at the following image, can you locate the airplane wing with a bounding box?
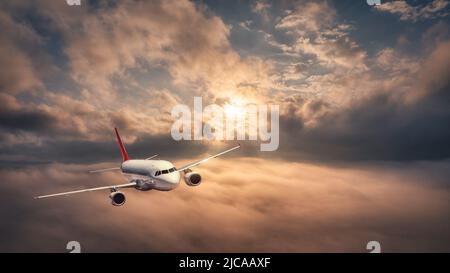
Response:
[34,182,137,199]
[176,144,240,172]
[88,167,121,173]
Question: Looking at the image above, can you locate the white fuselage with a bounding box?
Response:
[121,160,180,191]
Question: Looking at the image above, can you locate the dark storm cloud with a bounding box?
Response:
[277,41,450,162]
[0,133,221,166]
[279,91,450,161]
[0,108,57,132]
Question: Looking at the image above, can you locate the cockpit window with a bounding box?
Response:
[155,168,176,176]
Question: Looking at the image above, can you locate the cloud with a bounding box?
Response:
[0,158,449,252]
[270,1,368,99]
[0,89,181,146]
[239,20,253,31]
[0,0,275,148]
[36,0,273,102]
[277,38,450,161]
[0,11,43,94]
[421,20,450,48]
[6,34,450,163]
[375,0,449,22]
[252,1,272,22]
[252,1,271,14]
[276,1,336,32]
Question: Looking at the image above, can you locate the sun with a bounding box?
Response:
[224,104,242,117]
[223,98,246,118]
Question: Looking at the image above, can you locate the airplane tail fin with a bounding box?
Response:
[114,127,129,162]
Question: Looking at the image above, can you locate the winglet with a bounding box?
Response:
[114,127,129,162]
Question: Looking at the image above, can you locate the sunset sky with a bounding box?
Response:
[0,0,450,252]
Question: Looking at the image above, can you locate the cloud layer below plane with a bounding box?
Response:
[1,158,449,252]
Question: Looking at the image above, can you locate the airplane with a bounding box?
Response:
[34,128,240,206]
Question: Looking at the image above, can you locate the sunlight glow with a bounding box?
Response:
[224,98,247,118]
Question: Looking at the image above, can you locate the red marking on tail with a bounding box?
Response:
[114,127,129,162]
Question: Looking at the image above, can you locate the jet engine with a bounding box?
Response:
[184,172,202,186]
[110,191,126,206]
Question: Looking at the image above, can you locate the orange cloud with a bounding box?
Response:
[1,158,449,252]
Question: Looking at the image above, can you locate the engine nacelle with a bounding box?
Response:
[109,191,126,206]
[184,172,202,186]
